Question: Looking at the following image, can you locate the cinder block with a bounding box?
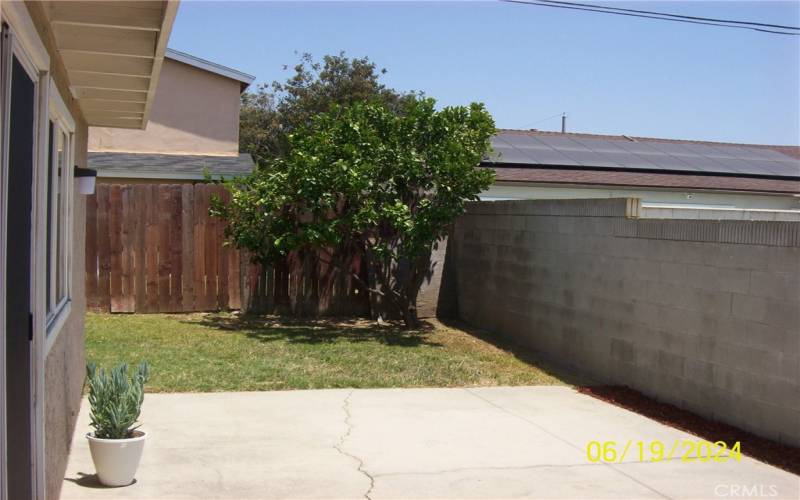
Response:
[759,378,800,412]
[686,264,750,294]
[766,247,800,274]
[645,239,680,263]
[670,241,711,266]
[764,299,800,330]
[712,244,770,270]
[656,349,686,377]
[749,270,800,301]
[731,294,768,324]
[684,288,732,317]
[659,262,688,285]
[745,320,795,357]
[629,300,658,327]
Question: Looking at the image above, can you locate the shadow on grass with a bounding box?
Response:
[180,313,444,348]
[437,318,593,387]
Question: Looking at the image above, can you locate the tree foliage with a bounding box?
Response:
[215,97,495,327]
[239,52,418,164]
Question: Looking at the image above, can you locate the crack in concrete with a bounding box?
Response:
[334,390,376,500]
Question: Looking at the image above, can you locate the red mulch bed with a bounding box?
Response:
[578,386,800,475]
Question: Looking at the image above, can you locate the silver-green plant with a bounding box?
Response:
[86,361,149,439]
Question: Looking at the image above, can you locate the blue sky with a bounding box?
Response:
[168,1,800,145]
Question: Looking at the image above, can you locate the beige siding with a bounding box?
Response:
[44,132,88,500]
[89,58,242,155]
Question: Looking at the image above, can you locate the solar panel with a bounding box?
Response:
[700,145,742,160]
[493,135,583,166]
[569,139,664,170]
[735,146,792,162]
[648,142,795,176]
[613,140,669,156]
[762,160,800,177]
[557,150,622,168]
[532,135,594,152]
[635,153,698,172]
[487,143,537,165]
[640,141,689,155]
[489,132,799,179]
[569,138,626,153]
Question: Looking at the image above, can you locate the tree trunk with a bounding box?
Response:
[364,248,394,322]
[402,301,418,329]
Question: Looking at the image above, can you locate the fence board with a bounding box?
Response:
[108,186,123,311]
[181,184,195,311]
[204,186,218,310]
[118,185,135,312]
[96,186,111,312]
[216,187,229,310]
[133,186,147,311]
[157,187,171,312]
[86,183,368,315]
[227,242,240,309]
[85,193,98,309]
[168,186,183,312]
[144,185,159,313]
[193,184,207,310]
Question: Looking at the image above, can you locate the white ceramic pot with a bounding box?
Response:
[86,430,146,487]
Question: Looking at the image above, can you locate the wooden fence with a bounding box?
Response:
[86,183,370,315]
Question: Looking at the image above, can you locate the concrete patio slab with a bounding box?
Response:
[61,386,799,500]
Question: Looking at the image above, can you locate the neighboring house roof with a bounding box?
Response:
[89,152,255,180]
[165,48,256,91]
[484,130,800,194]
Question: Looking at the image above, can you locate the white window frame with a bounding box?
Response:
[45,79,74,353]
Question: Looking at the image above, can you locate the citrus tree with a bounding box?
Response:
[214,98,495,327]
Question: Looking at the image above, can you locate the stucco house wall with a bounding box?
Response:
[25,3,90,499]
[88,57,242,156]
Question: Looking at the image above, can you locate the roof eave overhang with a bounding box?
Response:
[44,0,179,129]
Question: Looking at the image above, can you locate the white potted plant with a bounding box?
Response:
[85,361,149,487]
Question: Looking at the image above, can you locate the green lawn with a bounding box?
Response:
[85,312,576,392]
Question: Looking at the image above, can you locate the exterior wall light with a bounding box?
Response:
[75,166,97,195]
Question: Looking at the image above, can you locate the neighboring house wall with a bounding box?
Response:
[88,58,241,156]
[445,198,799,446]
[25,4,89,499]
[482,182,800,211]
[642,206,800,221]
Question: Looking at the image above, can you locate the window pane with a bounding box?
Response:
[56,130,65,303]
[46,121,54,314]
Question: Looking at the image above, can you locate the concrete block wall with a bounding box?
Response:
[449,198,800,445]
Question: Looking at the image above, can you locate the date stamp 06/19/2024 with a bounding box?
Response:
[586,440,743,464]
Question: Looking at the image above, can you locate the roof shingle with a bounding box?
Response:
[88,152,255,180]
